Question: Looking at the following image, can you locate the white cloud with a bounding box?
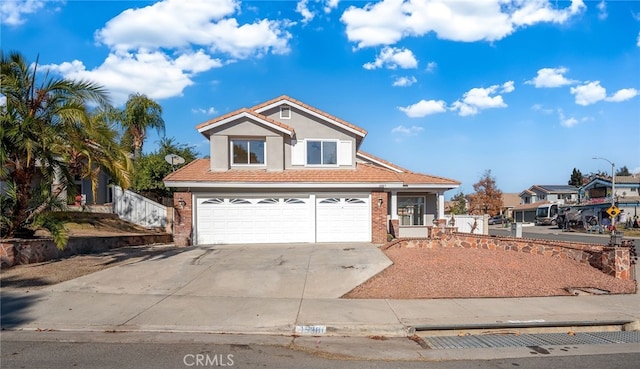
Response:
[297,0,340,22]
[324,0,340,13]
[363,46,418,70]
[558,109,579,128]
[637,32,640,47]
[561,116,579,128]
[393,76,417,87]
[570,82,638,106]
[391,125,424,136]
[526,67,575,88]
[604,88,639,102]
[42,50,223,105]
[0,0,61,26]
[192,107,218,115]
[531,104,554,114]
[398,99,446,117]
[425,61,437,73]
[450,83,512,116]
[509,0,586,26]
[597,0,607,20]
[296,0,315,24]
[570,81,606,106]
[96,0,291,58]
[44,0,291,105]
[0,95,6,106]
[501,80,515,93]
[341,0,585,48]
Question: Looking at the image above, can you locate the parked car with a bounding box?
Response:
[488,215,508,225]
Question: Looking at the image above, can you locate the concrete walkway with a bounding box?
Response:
[2,243,638,340]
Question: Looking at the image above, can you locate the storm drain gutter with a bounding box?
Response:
[410,319,635,333]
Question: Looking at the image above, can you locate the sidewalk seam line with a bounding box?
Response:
[293,246,314,329]
[384,299,403,327]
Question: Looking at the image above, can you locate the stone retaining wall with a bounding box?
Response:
[383,231,632,281]
[0,234,173,268]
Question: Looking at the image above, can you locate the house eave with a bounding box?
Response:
[164,180,458,190]
[356,152,404,173]
[197,111,293,136]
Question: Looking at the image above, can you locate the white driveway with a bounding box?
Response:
[46,243,392,299]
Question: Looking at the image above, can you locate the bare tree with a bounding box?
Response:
[468,170,503,216]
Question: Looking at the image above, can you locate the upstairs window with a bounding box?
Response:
[280,106,291,119]
[307,140,337,165]
[232,139,265,165]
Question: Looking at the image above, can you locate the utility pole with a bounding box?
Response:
[593,157,615,226]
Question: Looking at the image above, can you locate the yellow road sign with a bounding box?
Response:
[606,205,620,218]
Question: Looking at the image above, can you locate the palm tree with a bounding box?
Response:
[120,93,165,160]
[1,50,130,245]
[61,108,133,203]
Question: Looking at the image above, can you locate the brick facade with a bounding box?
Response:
[371,191,388,244]
[383,230,633,281]
[173,192,193,247]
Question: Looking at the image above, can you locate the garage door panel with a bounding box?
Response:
[196,197,313,244]
[316,196,371,243]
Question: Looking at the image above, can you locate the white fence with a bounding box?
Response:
[449,215,487,235]
[113,186,168,229]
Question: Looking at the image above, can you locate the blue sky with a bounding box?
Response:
[2,0,639,196]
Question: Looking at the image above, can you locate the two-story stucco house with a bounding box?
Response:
[164,96,460,246]
[518,185,580,205]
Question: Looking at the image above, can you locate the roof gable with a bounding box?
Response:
[250,95,367,138]
[196,108,295,136]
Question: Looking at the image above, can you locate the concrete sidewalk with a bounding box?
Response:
[2,289,639,337]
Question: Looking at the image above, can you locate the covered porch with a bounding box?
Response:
[387,190,446,238]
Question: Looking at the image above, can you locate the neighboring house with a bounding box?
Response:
[500,193,521,219]
[1,168,112,206]
[579,175,640,221]
[511,201,549,223]
[518,185,579,205]
[164,95,460,246]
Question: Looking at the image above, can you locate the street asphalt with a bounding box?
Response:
[1,239,639,361]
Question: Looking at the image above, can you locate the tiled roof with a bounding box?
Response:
[357,151,406,172]
[195,108,295,135]
[608,176,640,184]
[501,193,522,208]
[250,95,368,136]
[164,159,459,186]
[533,185,579,193]
[357,151,460,184]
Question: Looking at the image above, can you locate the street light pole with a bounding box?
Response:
[593,157,616,226]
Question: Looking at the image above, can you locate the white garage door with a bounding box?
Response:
[316,196,371,242]
[196,197,313,244]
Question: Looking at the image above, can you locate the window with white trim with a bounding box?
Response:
[202,198,224,205]
[398,196,425,226]
[231,139,265,165]
[307,140,337,165]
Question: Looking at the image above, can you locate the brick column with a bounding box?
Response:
[173,192,193,247]
[389,219,399,239]
[371,191,388,244]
